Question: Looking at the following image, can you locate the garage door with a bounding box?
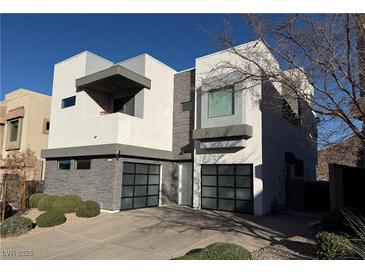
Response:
[121,162,160,210]
[201,164,253,213]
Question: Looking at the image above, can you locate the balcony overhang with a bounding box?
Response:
[76,65,151,94]
[193,124,253,141]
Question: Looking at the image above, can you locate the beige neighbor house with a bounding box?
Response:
[0,88,51,181]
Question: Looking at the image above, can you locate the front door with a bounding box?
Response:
[178,163,193,206]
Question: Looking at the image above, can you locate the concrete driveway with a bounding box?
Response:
[0,205,319,260]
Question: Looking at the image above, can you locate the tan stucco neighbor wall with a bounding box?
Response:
[0,89,51,180]
[317,137,362,181]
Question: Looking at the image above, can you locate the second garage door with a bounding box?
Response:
[121,162,160,210]
[201,164,254,213]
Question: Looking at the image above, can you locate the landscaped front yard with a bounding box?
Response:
[1,205,319,260]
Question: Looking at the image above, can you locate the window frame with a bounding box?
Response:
[207,86,235,118]
[181,101,193,112]
[75,159,91,170]
[9,119,19,142]
[61,96,76,109]
[58,159,71,170]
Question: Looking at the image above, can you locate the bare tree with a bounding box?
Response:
[0,148,37,220]
[206,14,365,160]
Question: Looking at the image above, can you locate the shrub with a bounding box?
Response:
[29,193,48,208]
[314,231,352,259]
[76,200,100,218]
[35,211,66,227]
[37,195,60,211]
[0,216,33,237]
[53,195,83,213]
[176,242,252,260]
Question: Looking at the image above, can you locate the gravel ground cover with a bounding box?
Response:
[252,235,316,260]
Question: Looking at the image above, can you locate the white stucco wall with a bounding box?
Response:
[48,52,175,152]
[193,42,265,216]
[260,81,317,214]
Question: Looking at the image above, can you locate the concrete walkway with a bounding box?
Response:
[0,205,319,260]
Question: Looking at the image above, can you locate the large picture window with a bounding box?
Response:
[208,86,234,118]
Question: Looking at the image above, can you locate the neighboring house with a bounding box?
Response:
[0,89,51,180]
[41,40,317,216]
[316,137,363,181]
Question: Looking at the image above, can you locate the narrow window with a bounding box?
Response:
[208,86,234,118]
[42,119,50,134]
[62,96,76,109]
[58,159,71,170]
[9,119,19,142]
[76,159,91,170]
[181,101,193,112]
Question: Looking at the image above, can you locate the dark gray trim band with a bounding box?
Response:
[41,143,192,161]
[76,65,151,91]
[192,124,253,140]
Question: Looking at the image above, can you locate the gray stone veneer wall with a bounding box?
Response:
[173,69,195,155]
[44,156,179,211]
[44,157,121,211]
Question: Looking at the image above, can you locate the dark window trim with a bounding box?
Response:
[75,159,91,170]
[61,96,76,109]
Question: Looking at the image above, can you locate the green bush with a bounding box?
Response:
[0,216,33,237]
[35,211,66,227]
[53,195,83,213]
[37,195,60,211]
[314,231,352,259]
[176,242,252,260]
[29,193,48,208]
[76,200,100,218]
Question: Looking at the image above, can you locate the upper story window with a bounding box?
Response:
[9,119,19,142]
[42,119,50,134]
[181,101,193,112]
[208,86,234,118]
[62,96,76,109]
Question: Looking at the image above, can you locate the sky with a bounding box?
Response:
[0,14,256,100]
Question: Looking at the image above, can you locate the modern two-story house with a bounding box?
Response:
[41,40,317,215]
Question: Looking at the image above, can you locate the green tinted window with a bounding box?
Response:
[208,87,234,118]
